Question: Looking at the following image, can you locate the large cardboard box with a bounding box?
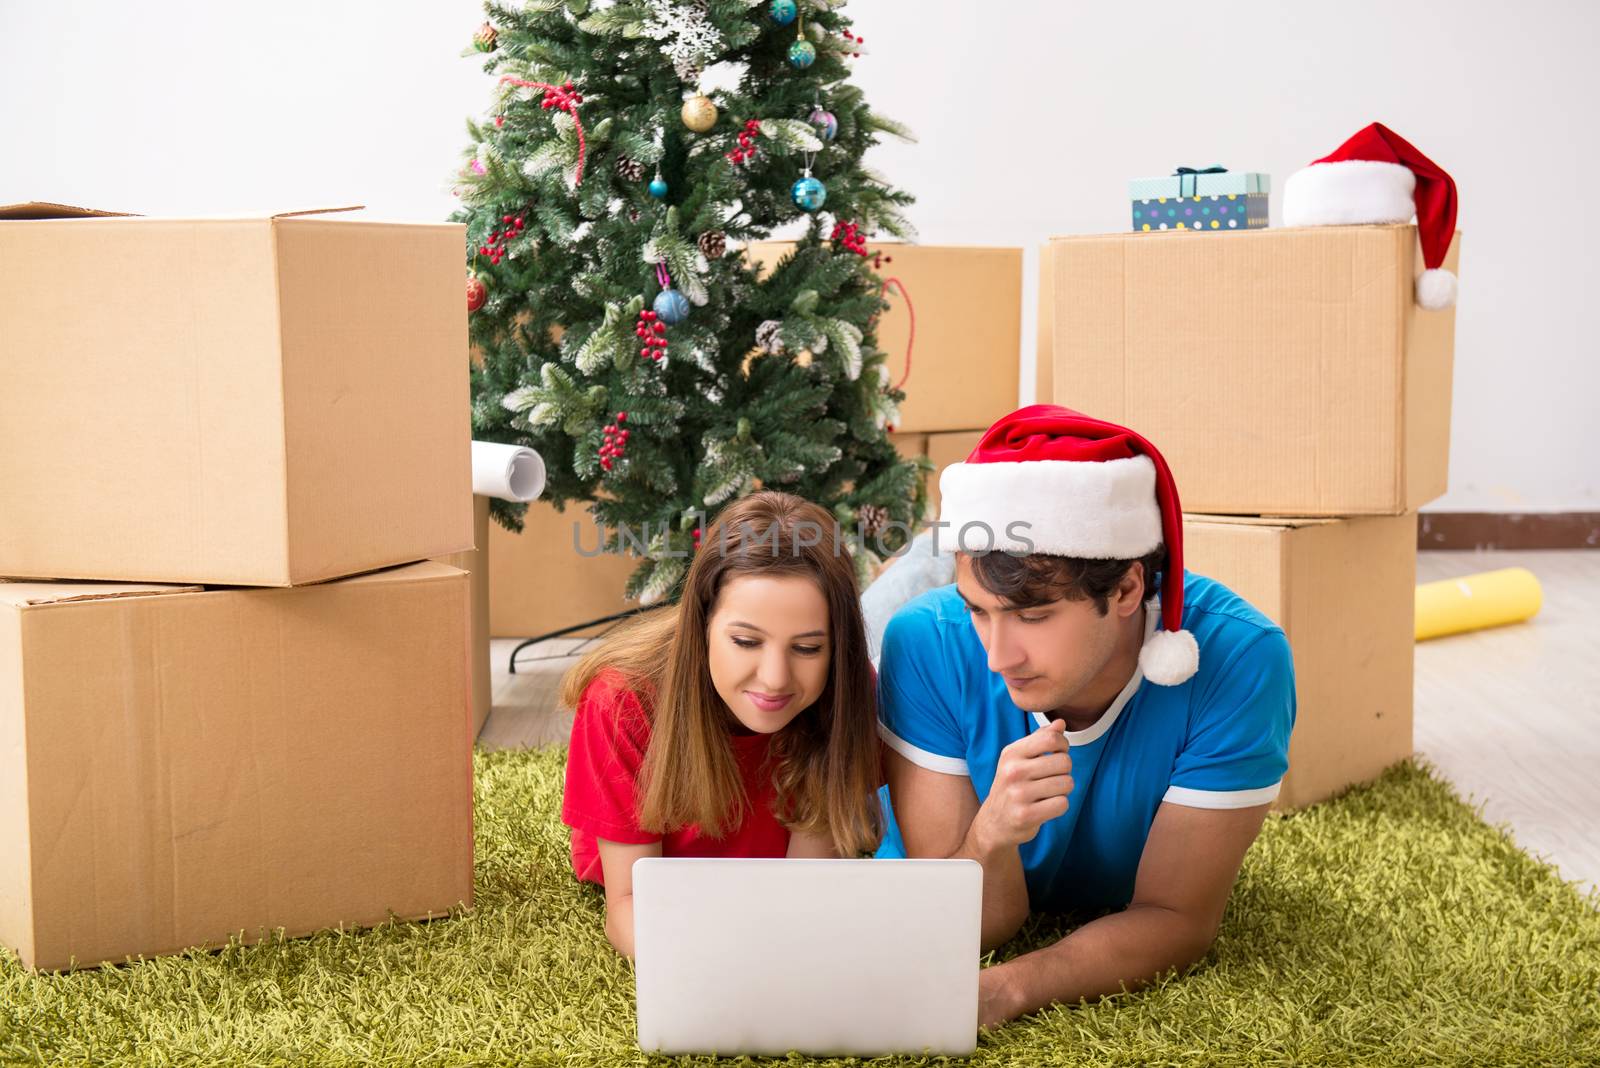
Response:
[747,242,1022,433]
[0,560,474,971]
[1036,246,1055,405]
[0,203,473,586]
[1050,225,1460,515]
[887,430,985,527]
[925,430,984,522]
[488,502,640,639]
[888,431,928,464]
[1182,512,1417,811]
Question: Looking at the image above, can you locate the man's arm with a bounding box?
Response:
[886,718,1074,952]
[976,799,1271,1028]
[885,750,1029,950]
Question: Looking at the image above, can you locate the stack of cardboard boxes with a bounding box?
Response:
[486,242,1026,642]
[0,204,478,970]
[1043,224,1462,810]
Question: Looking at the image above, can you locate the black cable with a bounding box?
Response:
[506,604,668,674]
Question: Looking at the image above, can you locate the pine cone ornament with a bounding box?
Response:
[615,156,647,182]
[755,319,785,355]
[472,22,498,52]
[858,504,889,538]
[697,230,727,259]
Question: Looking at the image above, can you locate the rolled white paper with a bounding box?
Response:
[471,441,547,502]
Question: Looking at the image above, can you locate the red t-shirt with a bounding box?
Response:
[561,668,791,885]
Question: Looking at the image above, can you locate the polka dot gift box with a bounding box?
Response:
[1128,166,1269,233]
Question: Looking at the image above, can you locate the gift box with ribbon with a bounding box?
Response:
[1129,165,1270,232]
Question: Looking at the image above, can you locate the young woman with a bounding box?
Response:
[559,491,884,957]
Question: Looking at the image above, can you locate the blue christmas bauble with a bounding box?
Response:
[648,177,668,199]
[791,175,826,212]
[809,107,838,142]
[769,0,797,26]
[787,39,816,69]
[653,287,690,324]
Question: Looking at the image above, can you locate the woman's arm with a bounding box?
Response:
[786,828,839,858]
[596,837,663,958]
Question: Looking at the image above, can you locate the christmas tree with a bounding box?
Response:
[456,0,924,605]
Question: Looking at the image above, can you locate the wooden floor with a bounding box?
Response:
[483,549,1600,898]
[1413,550,1600,897]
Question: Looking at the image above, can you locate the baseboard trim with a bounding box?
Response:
[1419,512,1600,551]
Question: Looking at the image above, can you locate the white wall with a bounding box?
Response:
[3,0,1593,512]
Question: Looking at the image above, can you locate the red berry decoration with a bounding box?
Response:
[466,274,488,312]
[478,212,526,265]
[726,119,763,165]
[634,309,669,362]
[597,413,632,474]
[831,220,869,257]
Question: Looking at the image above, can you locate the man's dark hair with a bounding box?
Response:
[966,545,1167,615]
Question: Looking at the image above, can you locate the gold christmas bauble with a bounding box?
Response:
[680,94,719,133]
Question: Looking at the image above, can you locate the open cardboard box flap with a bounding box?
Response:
[0,580,205,609]
[0,561,463,610]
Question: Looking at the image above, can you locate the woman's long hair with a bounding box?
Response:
[560,491,883,857]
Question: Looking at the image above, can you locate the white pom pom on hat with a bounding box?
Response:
[1139,626,1200,687]
[1281,122,1459,310]
[1416,268,1457,310]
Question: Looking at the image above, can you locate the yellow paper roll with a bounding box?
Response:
[1415,567,1542,641]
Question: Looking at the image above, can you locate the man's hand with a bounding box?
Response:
[974,800,1274,1029]
[977,966,1019,1031]
[970,719,1073,856]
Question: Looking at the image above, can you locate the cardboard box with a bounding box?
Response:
[1036,248,1055,405]
[488,502,640,639]
[926,430,984,522]
[440,497,492,737]
[888,431,928,464]
[0,203,473,585]
[886,431,986,527]
[1182,512,1417,811]
[1049,224,1460,515]
[0,561,474,972]
[747,242,1022,433]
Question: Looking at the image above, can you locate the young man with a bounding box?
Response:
[875,405,1296,1029]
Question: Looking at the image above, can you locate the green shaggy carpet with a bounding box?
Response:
[3,748,1598,1067]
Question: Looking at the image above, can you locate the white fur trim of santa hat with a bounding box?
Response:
[1282,159,1416,227]
[935,455,1162,558]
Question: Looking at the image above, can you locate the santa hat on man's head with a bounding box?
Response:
[937,404,1198,686]
[1282,122,1460,310]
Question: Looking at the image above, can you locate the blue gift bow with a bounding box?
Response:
[1174,164,1227,197]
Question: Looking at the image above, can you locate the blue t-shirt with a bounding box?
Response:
[875,570,1295,913]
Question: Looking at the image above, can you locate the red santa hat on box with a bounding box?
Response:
[938,404,1198,686]
[1282,122,1460,310]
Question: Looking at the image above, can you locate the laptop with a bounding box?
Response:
[633,857,982,1057]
